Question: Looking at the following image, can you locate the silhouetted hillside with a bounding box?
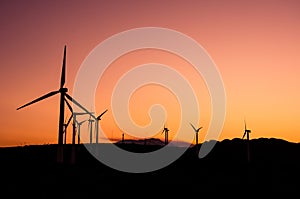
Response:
[115,137,165,147]
[1,138,300,195]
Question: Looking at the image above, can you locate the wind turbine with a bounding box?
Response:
[242,119,251,163]
[16,45,96,164]
[161,124,170,145]
[64,98,95,164]
[63,117,68,144]
[88,115,95,144]
[190,123,203,146]
[64,99,93,144]
[94,109,108,144]
[63,114,73,144]
[76,120,87,144]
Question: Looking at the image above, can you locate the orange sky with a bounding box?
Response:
[0,0,300,146]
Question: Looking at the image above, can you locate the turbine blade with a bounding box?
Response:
[242,131,246,139]
[65,114,73,129]
[60,45,66,88]
[190,123,197,132]
[244,118,247,130]
[64,98,73,113]
[74,112,94,116]
[97,109,108,120]
[78,120,87,125]
[65,94,96,119]
[16,90,60,110]
[197,127,203,132]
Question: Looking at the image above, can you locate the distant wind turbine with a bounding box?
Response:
[95,109,108,144]
[63,117,68,144]
[161,124,170,145]
[63,114,73,144]
[88,115,95,144]
[190,123,203,146]
[64,99,94,165]
[64,99,93,144]
[242,118,251,163]
[76,119,87,144]
[16,45,96,164]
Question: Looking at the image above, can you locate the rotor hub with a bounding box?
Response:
[59,87,68,93]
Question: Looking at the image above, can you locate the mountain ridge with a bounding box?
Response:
[1,137,300,194]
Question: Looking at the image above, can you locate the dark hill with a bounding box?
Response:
[1,138,300,196]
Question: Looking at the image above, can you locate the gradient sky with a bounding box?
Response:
[0,0,299,146]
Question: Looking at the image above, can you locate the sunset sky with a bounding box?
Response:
[0,0,299,147]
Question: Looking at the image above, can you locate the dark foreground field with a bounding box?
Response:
[1,138,300,196]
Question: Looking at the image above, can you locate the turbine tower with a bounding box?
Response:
[242,119,251,163]
[190,123,203,146]
[16,45,96,164]
[63,118,68,144]
[88,115,94,144]
[63,114,73,144]
[161,124,170,145]
[76,120,87,144]
[95,109,108,144]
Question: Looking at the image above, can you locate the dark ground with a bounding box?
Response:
[1,138,300,196]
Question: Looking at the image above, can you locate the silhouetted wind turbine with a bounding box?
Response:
[64,99,76,145]
[242,119,251,163]
[64,99,93,144]
[190,123,203,146]
[76,120,87,144]
[65,98,95,164]
[63,117,68,144]
[161,124,170,145]
[63,114,73,144]
[88,115,94,144]
[95,109,108,144]
[16,45,96,164]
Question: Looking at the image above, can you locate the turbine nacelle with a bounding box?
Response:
[59,87,68,93]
